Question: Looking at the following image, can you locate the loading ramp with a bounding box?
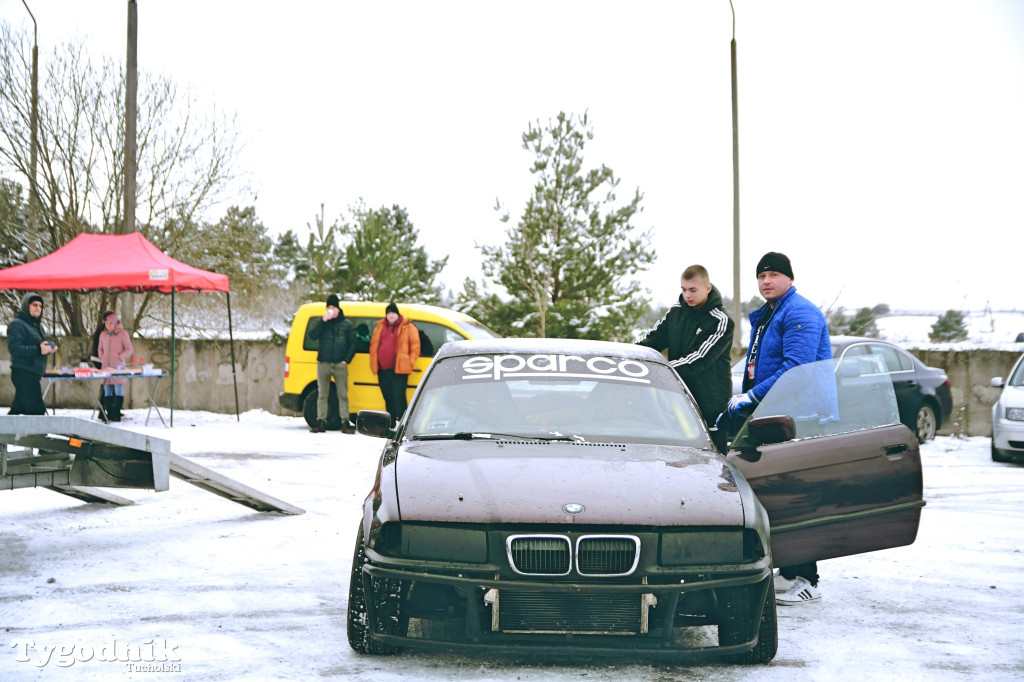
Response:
[1,416,303,515]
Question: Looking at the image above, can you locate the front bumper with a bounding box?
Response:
[360,557,772,659]
[278,391,303,413]
[993,415,1024,460]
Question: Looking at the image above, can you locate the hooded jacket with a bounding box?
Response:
[636,285,735,420]
[7,293,48,375]
[369,315,421,375]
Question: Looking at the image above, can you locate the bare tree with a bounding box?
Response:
[0,23,245,335]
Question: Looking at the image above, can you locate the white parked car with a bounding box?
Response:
[991,353,1024,463]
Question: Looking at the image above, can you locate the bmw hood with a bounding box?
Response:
[393,440,746,526]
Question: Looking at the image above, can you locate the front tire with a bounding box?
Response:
[302,386,343,431]
[717,578,778,664]
[347,524,406,655]
[914,403,938,443]
[991,434,1011,463]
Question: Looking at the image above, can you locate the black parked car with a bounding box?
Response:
[733,337,952,443]
[830,336,952,443]
[348,338,924,663]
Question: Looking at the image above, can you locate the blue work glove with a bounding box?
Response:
[725,392,752,419]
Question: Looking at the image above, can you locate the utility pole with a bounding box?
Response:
[122,0,138,332]
[21,1,39,237]
[729,1,743,352]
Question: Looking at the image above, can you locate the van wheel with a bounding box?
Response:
[303,386,343,431]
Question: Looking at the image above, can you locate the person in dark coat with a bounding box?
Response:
[636,265,735,452]
[723,251,832,606]
[307,294,356,433]
[6,292,58,415]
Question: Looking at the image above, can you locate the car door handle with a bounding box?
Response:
[884,443,909,458]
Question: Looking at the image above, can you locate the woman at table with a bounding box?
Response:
[6,292,58,415]
[97,312,133,422]
[90,310,114,369]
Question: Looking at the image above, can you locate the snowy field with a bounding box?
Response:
[1,408,1022,681]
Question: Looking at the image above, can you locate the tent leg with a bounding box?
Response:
[227,292,239,421]
[170,289,175,428]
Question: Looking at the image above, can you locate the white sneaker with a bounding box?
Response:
[775,576,821,605]
[773,569,797,593]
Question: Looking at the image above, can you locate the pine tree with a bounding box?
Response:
[336,202,447,303]
[475,111,653,340]
[848,307,880,338]
[929,310,969,342]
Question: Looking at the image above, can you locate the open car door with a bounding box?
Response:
[726,357,925,567]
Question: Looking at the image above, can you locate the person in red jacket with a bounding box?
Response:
[369,302,421,424]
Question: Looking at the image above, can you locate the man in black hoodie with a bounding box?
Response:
[308,294,356,433]
[637,265,735,451]
[7,292,58,415]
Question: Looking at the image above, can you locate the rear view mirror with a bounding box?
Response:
[991,377,1004,388]
[356,410,394,438]
[746,415,796,446]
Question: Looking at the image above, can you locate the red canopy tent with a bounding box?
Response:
[0,232,238,425]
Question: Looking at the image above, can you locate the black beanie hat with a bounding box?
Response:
[386,301,400,316]
[326,293,340,308]
[755,252,794,279]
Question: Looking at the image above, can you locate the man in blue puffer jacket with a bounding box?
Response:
[725,252,832,607]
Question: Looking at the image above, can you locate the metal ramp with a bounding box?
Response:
[1,416,303,515]
[169,453,304,515]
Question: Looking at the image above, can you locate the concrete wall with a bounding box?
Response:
[2,336,1020,436]
[917,348,1019,438]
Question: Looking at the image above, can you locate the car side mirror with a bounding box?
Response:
[746,415,796,446]
[991,377,1004,388]
[356,410,394,438]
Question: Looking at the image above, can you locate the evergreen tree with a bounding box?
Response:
[191,206,282,300]
[847,307,880,338]
[929,309,969,342]
[302,204,346,299]
[336,202,447,304]
[475,111,653,340]
[272,229,306,282]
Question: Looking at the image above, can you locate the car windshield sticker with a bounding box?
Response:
[460,354,652,384]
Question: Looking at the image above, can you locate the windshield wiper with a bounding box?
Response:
[409,432,583,442]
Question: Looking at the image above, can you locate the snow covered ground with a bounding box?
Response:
[1,408,1022,681]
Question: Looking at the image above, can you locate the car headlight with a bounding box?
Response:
[1006,407,1024,422]
[660,529,762,565]
[373,522,488,563]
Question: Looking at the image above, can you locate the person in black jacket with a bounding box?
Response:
[307,294,356,433]
[636,265,735,452]
[7,292,59,415]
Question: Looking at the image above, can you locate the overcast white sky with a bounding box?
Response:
[3,0,1022,313]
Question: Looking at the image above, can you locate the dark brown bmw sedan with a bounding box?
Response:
[348,339,924,664]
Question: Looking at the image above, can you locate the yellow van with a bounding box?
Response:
[278,301,499,429]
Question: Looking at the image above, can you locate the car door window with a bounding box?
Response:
[869,344,912,373]
[730,358,901,447]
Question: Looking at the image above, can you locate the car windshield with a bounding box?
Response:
[729,356,902,449]
[453,319,502,340]
[1010,357,1024,386]
[404,353,710,447]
